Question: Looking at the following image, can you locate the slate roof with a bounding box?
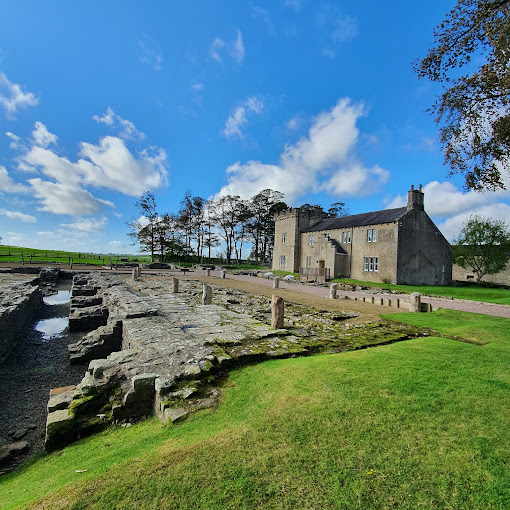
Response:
[301,207,408,233]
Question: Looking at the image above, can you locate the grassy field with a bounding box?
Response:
[332,278,510,305]
[0,245,150,266]
[1,310,510,509]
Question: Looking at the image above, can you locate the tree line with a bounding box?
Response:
[127,190,349,265]
[127,189,289,265]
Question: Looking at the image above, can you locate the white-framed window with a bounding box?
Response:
[342,231,351,244]
[308,235,315,246]
[306,256,312,267]
[367,229,377,242]
[363,257,379,272]
[279,255,286,267]
[282,232,287,244]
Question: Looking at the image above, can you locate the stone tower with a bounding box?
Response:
[272,206,327,272]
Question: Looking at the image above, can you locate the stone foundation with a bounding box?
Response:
[45,273,432,451]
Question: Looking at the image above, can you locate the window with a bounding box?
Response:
[306,256,312,267]
[367,229,377,242]
[363,257,379,272]
[279,255,286,267]
[308,235,315,246]
[282,232,287,244]
[342,231,351,244]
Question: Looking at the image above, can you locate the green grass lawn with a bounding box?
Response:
[0,245,150,266]
[332,277,510,305]
[2,310,510,509]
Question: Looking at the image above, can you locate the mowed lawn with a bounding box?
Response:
[332,278,510,305]
[1,310,510,509]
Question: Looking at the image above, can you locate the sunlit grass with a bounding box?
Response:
[0,245,150,266]
[1,311,510,509]
[331,277,510,305]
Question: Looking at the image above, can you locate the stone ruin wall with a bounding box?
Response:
[44,272,432,452]
[0,276,43,362]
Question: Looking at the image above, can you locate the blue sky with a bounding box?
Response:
[1,0,509,254]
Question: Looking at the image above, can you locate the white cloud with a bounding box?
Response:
[59,217,106,232]
[192,83,204,91]
[4,232,30,245]
[0,208,37,222]
[0,72,38,119]
[138,34,163,71]
[113,211,122,218]
[8,118,168,215]
[32,121,57,148]
[385,180,510,217]
[28,178,114,215]
[211,30,245,65]
[438,203,510,242]
[93,107,145,141]
[222,97,264,140]
[323,163,389,197]
[219,98,388,203]
[0,166,29,193]
[5,131,23,150]
[385,180,510,241]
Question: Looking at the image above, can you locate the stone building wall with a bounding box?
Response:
[272,207,327,273]
[452,262,510,286]
[397,209,452,285]
[349,223,399,283]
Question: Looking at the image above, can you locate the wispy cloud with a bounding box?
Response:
[222,97,264,140]
[210,30,245,65]
[0,166,29,193]
[251,6,275,36]
[0,208,36,222]
[93,107,145,141]
[60,217,106,232]
[0,72,38,119]
[316,6,358,58]
[138,34,163,71]
[285,0,302,11]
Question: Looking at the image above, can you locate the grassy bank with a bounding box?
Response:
[1,310,510,509]
[332,278,510,305]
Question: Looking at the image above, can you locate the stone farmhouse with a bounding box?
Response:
[272,185,452,285]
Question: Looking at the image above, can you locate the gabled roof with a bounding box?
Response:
[301,207,408,232]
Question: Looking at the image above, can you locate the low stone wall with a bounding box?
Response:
[0,277,43,362]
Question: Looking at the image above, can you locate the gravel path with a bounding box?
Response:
[187,270,510,319]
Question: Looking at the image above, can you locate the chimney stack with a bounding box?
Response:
[407,184,424,211]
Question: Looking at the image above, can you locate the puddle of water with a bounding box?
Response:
[35,317,69,340]
[43,290,70,305]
